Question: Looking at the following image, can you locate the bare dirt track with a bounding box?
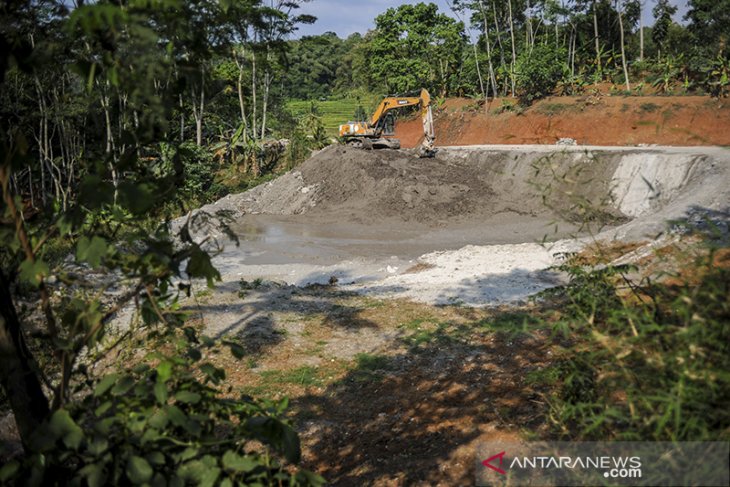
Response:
[397,96,730,147]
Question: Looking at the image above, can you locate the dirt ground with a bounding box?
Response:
[191,232,730,485]
[397,95,730,147]
[175,136,730,484]
[192,287,558,486]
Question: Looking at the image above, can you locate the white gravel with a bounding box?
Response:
[347,241,580,306]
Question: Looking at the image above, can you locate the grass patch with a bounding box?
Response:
[538,242,730,441]
[477,311,540,337]
[400,321,468,349]
[524,365,562,386]
[536,103,575,116]
[260,366,326,388]
[287,98,369,136]
[639,102,660,113]
[355,353,393,372]
[348,353,396,383]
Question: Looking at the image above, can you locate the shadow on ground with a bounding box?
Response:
[292,322,553,485]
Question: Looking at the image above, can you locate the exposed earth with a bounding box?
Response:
[398,95,730,147]
[184,143,730,307]
[173,130,729,483]
[167,94,730,482]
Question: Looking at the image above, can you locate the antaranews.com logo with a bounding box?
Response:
[482,450,642,479]
[476,441,728,486]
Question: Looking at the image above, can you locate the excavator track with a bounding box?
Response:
[345,138,401,150]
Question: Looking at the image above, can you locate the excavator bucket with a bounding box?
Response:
[417,145,437,158]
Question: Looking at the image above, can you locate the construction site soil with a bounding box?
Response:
[184,143,730,307]
[171,101,730,485]
[3,96,730,485]
[398,95,730,147]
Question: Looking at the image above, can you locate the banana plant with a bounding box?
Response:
[210,123,261,174]
[705,55,730,98]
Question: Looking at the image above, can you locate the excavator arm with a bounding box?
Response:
[369,94,422,127]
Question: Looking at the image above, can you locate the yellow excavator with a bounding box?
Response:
[338,88,436,157]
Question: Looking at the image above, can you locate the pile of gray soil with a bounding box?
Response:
[187,146,630,226]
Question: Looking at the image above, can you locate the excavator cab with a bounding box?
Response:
[381,112,396,136]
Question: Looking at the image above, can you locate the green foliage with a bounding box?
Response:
[515,44,567,105]
[168,142,221,205]
[281,32,363,99]
[652,0,678,54]
[1,332,324,486]
[686,0,730,54]
[650,55,683,94]
[703,55,730,98]
[0,2,318,482]
[541,251,730,441]
[366,2,466,95]
[299,103,330,150]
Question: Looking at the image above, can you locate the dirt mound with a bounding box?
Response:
[183,145,730,250]
[238,146,493,224]
[218,145,632,227]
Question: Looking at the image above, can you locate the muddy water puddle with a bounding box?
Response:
[214,213,578,272]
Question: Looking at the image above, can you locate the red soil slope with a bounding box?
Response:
[398,95,730,148]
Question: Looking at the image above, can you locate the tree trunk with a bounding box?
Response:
[490,1,507,95]
[478,0,497,99]
[97,81,121,204]
[525,0,533,51]
[28,165,34,209]
[617,1,631,91]
[251,54,257,141]
[261,65,270,140]
[196,82,205,146]
[235,52,249,143]
[507,0,517,96]
[179,93,185,142]
[0,269,50,451]
[639,0,644,61]
[593,0,601,70]
[473,43,486,99]
[571,26,577,79]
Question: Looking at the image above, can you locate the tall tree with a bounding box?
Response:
[366,2,466,95]
[652,0,678,59]
[616,0,631,90]
[685,0,730,54]
[252,0,315,140]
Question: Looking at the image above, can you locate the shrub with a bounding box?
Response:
[0,329,325,486]
[541,248,730,441]
[515,45,568,106]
